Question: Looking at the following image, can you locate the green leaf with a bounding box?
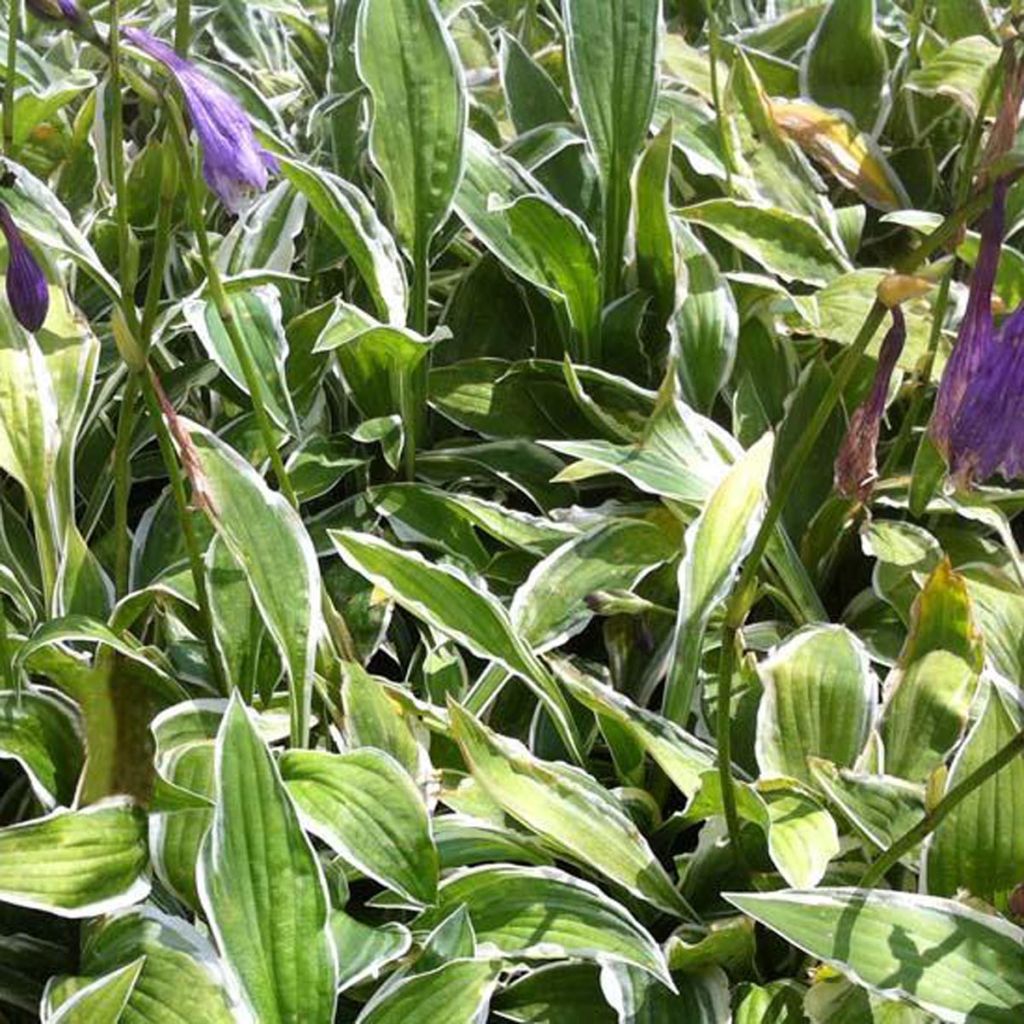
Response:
[199,695,338,1024]
[277,156,407,324]
[415,864,673,985]
[634,117,678,327]
[925,681,1024,903]
[664,432,774,724]
[184,286,299,436]
[492,963,617,1024]
[802,0,887,130]
[670,221,738,414]
[44,958,144,1024]
[906,35,1001,117]
[341,663,431,784]
[755,625,875,785]
[879,563,982,782]
[727,888,1024,1022]
[331,913,411,993]
[186,422,320,747]
[602,963,732,1024]
[500,31,572,133]
[330,529,583,761]
[552,658,717,799]
[77,906,240,1024]
[0,799,149,917]
[357,959,499,1024]
[356,0,467,258]
[565,0,661,296]
[807,759,925,852]
[678,200,849,286]
[511,518,676,651]
[450,703,693,918]
[0,686,82,808]
[281,747,438,905]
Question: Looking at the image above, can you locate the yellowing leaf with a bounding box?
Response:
[769,99,909,211]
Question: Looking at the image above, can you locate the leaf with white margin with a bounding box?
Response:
[450,703,694,919]
[355,958,499,1024]
[77,906,242,1024]
[331,529,582,761]
[511,518,676,651]
[726,888,1024,1023]
[198,695,337,1024]
[278,156,407,324]
[601,962,732,1024]
[183,286,299,436]
[685,771,839,888]
[185,422,321,747]
[414,864,673,987]
[281,747,439,905]
[0,686,82,808]
[925,679,1024,902]
[755,624,876,786]
[663,432,774,724]
[332,913,412,994]
[0,799,149,917]
[551,657,719,799]
[42,958,145,1024]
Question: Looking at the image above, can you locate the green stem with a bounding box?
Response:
[139,371,227,694]
[601,175,629,307]
[0,595,16,694]
[860,728,1024,888]
[174,0,190,56]
[28,493,58,611]
[411,235,429,335]
[714,628,750,874]
[164,97,298,508]
[112,373,139,596]
[905,0,926,77]
[3,0,16,157]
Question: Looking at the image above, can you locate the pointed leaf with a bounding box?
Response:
[198,695,338,1024]
[450,703,692,918]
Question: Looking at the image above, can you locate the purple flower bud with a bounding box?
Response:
[834,307,906,501]
[0,203,49,332]
[123,28,278,214]
[25,0,79,21]
[931,181,1006,459]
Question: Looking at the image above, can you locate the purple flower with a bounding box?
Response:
[834,306,906,501]
[123,28,278,213]
[928,179,1024,486]
[930,181,1006,460]
[0,203,49,332]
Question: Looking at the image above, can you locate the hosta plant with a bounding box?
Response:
[0,0,1024,1022]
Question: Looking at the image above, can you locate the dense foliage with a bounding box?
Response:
[1,0,1023,1021]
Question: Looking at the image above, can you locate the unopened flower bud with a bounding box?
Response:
[877,273,933,308]
[0,203,49,332]
[111,307,147,371]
